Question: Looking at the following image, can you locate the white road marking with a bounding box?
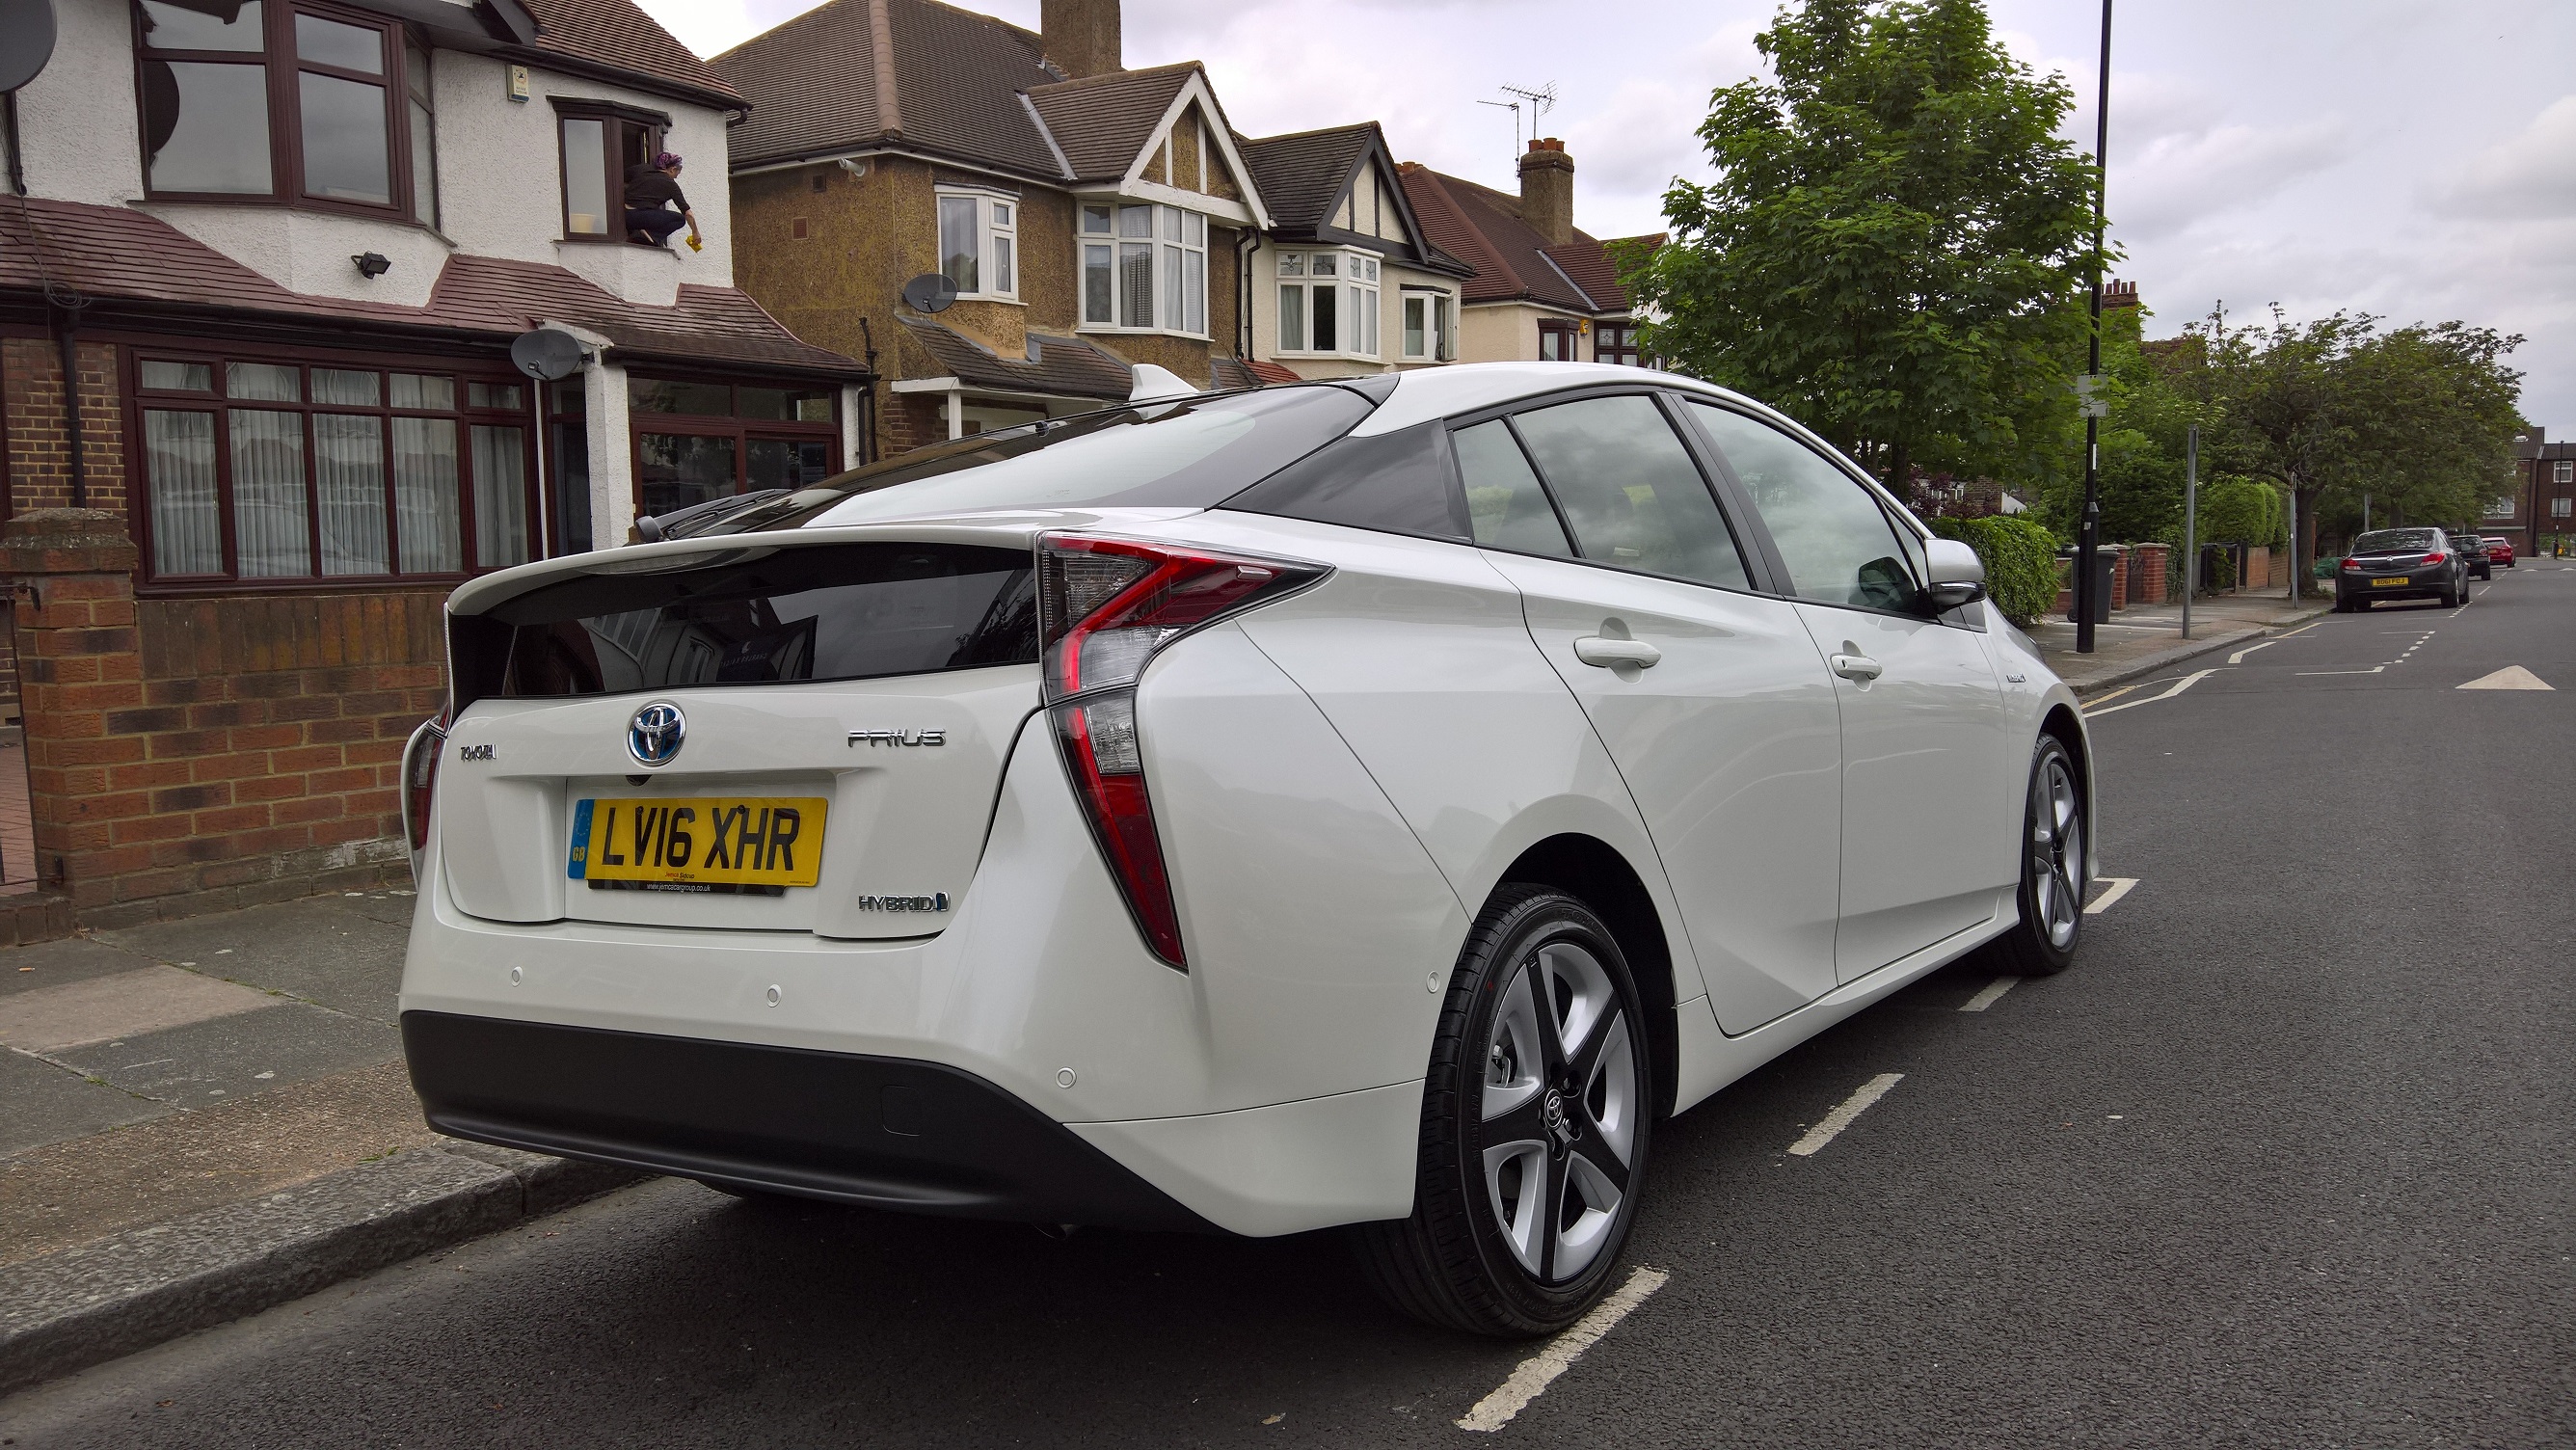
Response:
[2085,876,2140,914]
[2297,667,2385,675]
[2082,669,2218,718]
[2458,666,2554,691]
[1456,1266,1671,1432]
[1960,978,2018,1012]
[1787,1073,1905,1157]
[2228,639,2280,664]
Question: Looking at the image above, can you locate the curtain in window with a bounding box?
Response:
[1084,244,1113,324]
[393,416,462,573]
[228,408,309,577]
[1278,286,1305,350]
[939,196,979,292]
[471,425,530,568]
[1184,250,1205,336]
[1119,242,1154,328]
[314,413,388,575]
[1163,245,1183,331]
[144,411,223,576]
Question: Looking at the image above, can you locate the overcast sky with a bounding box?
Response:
[641,0,2576,427]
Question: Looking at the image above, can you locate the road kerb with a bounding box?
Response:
[0,1143,642,1397]
[2064,606,2333,698]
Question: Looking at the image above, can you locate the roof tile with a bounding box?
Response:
[900,318,1135,400]
[521,0,740,106]
[1026,63,1200,183]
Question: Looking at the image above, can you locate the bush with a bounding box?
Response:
[1930,515,2060,627]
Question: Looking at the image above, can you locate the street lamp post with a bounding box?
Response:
[2075,0,2111,654]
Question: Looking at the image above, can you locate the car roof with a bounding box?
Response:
[1353,362,1743,438]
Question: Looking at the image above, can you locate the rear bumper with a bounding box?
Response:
[403,1010,1217,1232]
[2340,573,2447,601]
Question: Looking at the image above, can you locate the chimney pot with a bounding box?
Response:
[1518,139,1575,248]
[1041,0,1122,79]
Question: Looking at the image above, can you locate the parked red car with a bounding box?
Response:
[2484,538,2516,568]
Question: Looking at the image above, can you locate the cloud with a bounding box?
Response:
[2112,119,2358,239]
[2437,94,2576,219]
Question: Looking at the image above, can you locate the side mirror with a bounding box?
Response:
[1922,537,1986,612]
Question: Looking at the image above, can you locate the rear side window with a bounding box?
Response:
[1510,395,1751,589]
[704,387,1375,534]
[1220,420,1468,540]
[462,543,1037,704]
[1454,419,1572,556]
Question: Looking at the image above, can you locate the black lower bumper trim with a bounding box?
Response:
[401,1012,1215,1233]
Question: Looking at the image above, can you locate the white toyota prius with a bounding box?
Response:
[399,362,2091,1336]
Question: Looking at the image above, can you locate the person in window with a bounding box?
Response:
[625,151,701,251]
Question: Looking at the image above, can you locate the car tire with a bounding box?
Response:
[1354,886,1652,1338]
[2333,592,2351,613]
[1989,735,2085,978]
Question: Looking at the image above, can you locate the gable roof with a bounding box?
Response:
[0,197,860,376]
[717,0,1064,177]
[1238,123,1469,276]
[1025,63,1201,183]
[900,317,1136,400]
[1397,165,1630,316]
[520,0,741,108]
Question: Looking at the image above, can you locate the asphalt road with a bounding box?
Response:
[7,568,2572,1448]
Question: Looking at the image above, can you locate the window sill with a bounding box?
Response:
[944,294,1026,308]
[1076,325,1212,341]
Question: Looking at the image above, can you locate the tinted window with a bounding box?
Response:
[2353,529,2440,553]
[1454,419,1571,556]
[1221,420,1468,540]
[468,543,1036,706]
[704,387,1374,534]
[1511,395,1750,589]
[1690,401,1916,611]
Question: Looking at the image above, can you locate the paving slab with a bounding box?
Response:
[52,1002,401,1107]
[0,938,161,1001]
[0,1050,172,1159]
[96,898,411,1027]
[0,967,281,1055]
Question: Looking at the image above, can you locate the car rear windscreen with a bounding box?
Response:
[695,386,1377,535]
[2353,529,2440,553]
[454,543,1037,707]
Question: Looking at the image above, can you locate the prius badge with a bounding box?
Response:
[846,729,945,748]
[628,701,685,767]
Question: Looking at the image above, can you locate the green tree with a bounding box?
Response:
[1622,0,2106,486]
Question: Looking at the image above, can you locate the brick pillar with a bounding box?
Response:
[2131,543,2169,605]
[2108,546,2130,610]
[2,509,139,929]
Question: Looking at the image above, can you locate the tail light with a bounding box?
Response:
[2340,557,2360,571]
[2421,551,2446,566]
[400,711,450,860]
[1037,534,1329,967]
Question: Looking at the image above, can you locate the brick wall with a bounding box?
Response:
[3,336,128,522]
[8,511,443,927]
[2130,543,2168,605]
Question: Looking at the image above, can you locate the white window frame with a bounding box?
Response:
[936,189,1019,303]
[2556,460,2574,484]
[1399,288,1456,362]
[1079,202,1208,337]
[1275,250,1382,361]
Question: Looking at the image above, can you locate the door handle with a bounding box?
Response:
[1574,636,1662,669]
[1830,651,1883,684]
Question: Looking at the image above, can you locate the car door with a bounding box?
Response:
[1681,399,2016,982]
[1460,391,1847,1033]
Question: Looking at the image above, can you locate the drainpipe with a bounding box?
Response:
[1237,228,1260,367]
[52,304,87,510]
[858,315,879,466]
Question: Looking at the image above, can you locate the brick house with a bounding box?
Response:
[715,0,1280,452]
[0,0,865,931]
[2494,424,2575,557]
[1398,142,1657,366]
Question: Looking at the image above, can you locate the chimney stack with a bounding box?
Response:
[1041,0,1122,80]
[1518,138,1574,248]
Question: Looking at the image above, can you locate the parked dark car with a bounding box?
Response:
[2456,535,2494,579]
[2484,537,2516,569]
[2335,528,2468,611]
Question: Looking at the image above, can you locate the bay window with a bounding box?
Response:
[134,351,536,584]
[1538,319,1580,361]
[1080,203,1208,336]
[1277,251,1381,359]
[135,0,434,223]
[937,192,1017,300]
[629,377,840,520]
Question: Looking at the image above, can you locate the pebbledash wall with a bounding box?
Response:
[0,333,440,936]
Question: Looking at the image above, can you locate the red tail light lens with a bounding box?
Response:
[2421,551,2446,566]
[401,711,450,855]
[2340,557,2360,571]
[1036,534,1328,968]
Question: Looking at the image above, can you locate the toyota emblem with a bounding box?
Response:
[627,701,685,767]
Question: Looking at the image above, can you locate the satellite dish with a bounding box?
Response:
[509,328,587,381]
[901,273,958,314]
[0,0,60,94]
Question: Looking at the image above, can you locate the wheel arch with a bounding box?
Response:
[2038,702,2094,857]
[1491,833,1681,1120]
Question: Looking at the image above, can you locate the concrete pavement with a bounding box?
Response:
[2029,584,2329,693]
[4,571,2566,1445]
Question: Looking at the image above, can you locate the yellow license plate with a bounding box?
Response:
[568,796,827,891]
[2371,577,2409,586]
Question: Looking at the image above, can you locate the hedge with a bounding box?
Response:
[1929,515,2061,628]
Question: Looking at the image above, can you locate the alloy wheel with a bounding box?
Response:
[1476,941,1640,1285]
[2027,754,2085,950]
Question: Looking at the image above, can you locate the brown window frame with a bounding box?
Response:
[131,0,429,224]
[124,341,543,593]
[1596,323,1642,367]
[552,98,673,246]
[627,374,842,521]
[1537,319,1581,362]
